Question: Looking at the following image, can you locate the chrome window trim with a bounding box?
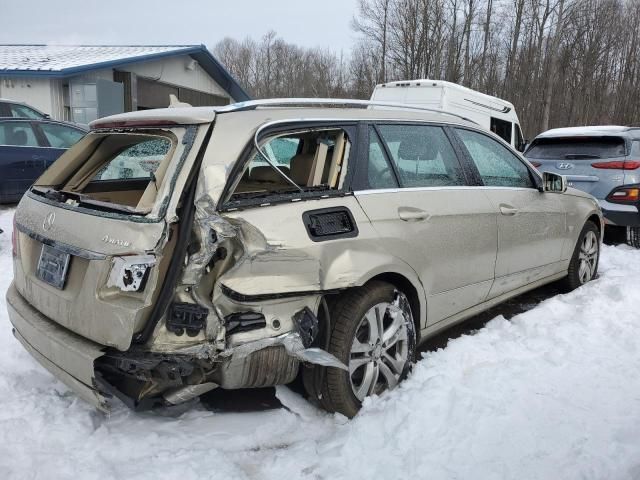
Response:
[16,223,106,260]
[354,185,541,195]
[0,144,49,149]
[217,98,479,125]
[254,118,472,137]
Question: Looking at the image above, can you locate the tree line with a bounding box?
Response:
[214,0,640,138]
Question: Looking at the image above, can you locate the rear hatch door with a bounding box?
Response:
[13,120,212,351]
[525,135,628,198]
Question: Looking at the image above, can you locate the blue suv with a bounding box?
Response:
[525,126,640,247]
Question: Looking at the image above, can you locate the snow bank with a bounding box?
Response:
[0,207,638,480]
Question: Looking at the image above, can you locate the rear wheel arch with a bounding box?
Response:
[364,272,424,341]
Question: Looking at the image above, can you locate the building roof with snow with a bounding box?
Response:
[0,44,250,101]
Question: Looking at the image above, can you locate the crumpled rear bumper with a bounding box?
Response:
[6,283,109,412]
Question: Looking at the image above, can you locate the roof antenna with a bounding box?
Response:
[169,94,191,108]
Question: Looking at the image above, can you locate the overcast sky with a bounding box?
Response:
[1,0,360,53]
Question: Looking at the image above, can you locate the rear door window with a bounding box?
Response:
[455,128,535,188]
[38,123,85,148]
[365,127,398,189]
[376,124,465,187]
[0,121,40,146]
[229,125,353,204]
[526,137,626,159]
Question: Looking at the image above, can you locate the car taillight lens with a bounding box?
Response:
[607,187,640,203]
[12,215,19,258]
[591,160,640,170]
[530,161,542,168]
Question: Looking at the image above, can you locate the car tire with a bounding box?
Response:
[627,227,640,249]
[318,281,416,418]
[561,221,600,291]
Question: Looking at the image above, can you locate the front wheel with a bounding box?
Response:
[317,281,416,418]
[562,221,600,291]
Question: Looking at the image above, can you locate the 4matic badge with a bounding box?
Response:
[102,235,131,247]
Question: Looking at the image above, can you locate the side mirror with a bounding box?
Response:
[542,171,567,193]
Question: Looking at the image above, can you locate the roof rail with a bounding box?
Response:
[216,98,477,124]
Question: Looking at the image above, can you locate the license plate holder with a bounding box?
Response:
[36,244,71,290]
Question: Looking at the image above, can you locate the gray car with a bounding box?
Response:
[7,99,603,417]
[525,126,640,247]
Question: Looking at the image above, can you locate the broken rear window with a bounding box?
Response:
[31,127,189,216]
[93,137,171,181]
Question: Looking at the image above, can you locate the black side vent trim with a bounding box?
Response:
[302,207,358,242]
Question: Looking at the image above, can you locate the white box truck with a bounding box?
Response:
[371,79,526,151]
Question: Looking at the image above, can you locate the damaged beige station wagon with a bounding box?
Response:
[7,99,603,417]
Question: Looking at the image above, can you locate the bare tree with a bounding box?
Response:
[214,0,640,137]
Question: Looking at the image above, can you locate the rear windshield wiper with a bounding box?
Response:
[31,186,68,202]
[75,197,147,215]
[564,154,601,159]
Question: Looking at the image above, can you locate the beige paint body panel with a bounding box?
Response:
[482,188,568,298]
[355,188,497,324]
[6,284,108,411]
[13,125,210,350]
[219,197,427,328]
[13,196,165,350]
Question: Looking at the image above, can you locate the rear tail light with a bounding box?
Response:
[530,161,542,168]
[607,187,640,203]
[107,255,155,292]
[591,160,640,170]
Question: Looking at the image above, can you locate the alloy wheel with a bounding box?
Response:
[578,230,598,284]
[349,300,410,401]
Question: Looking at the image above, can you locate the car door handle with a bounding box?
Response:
[499,205,519,216]
[398,207,430,222]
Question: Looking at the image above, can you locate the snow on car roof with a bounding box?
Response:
[537,125,635,138]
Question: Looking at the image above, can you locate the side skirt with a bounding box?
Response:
[418,271,567,342]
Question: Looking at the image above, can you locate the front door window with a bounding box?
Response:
[455,128,535,188]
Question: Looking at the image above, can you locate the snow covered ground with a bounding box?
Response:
[0,206,639,480]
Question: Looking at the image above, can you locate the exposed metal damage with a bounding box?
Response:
[94,186,347,409]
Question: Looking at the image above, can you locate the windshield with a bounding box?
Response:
[526,136,626,159]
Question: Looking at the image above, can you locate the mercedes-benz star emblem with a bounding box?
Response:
[42,212,55,231]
